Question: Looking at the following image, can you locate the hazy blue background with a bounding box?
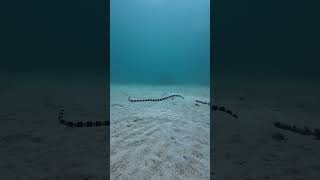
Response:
[1,0,319,80]
[110,0,210,85]
[1,0,107,76]
[213,0,320,80]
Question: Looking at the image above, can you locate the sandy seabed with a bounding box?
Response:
[110,84,210,180]
[2,75,320,180]
[213,77,320,180]
[0,75,109,180]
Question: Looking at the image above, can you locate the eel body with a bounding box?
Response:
[195,99,238,119]
[58,94,238,128]
[274,121,320,139]
[128,94,184,102]
[58,109,109,127]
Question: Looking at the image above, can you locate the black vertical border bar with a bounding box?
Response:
[106,0,110,179]
[210,0,215,179]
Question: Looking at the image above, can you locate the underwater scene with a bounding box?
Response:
[211,0,320,179]
[110,0,210,179]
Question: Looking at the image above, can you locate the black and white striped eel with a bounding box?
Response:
[128,95,238,119]
[58,109,109,127]
[128,94,184,102]
[57,94,238,128]
[195,100,238,119]
[274,121,320,139]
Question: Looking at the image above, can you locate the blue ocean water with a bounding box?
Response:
[110,0,210,85]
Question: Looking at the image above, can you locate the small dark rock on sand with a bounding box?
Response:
[133,118,143,123]
[272,132,288,141]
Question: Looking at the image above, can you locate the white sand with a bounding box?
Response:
[110,84,210,180]
[213,77,320,180]
[2,74,319,180]
[0,75,109,180]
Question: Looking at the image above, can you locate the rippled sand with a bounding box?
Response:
[110,84,210,180]
[213,77,320,180]
[0,75,109,180]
